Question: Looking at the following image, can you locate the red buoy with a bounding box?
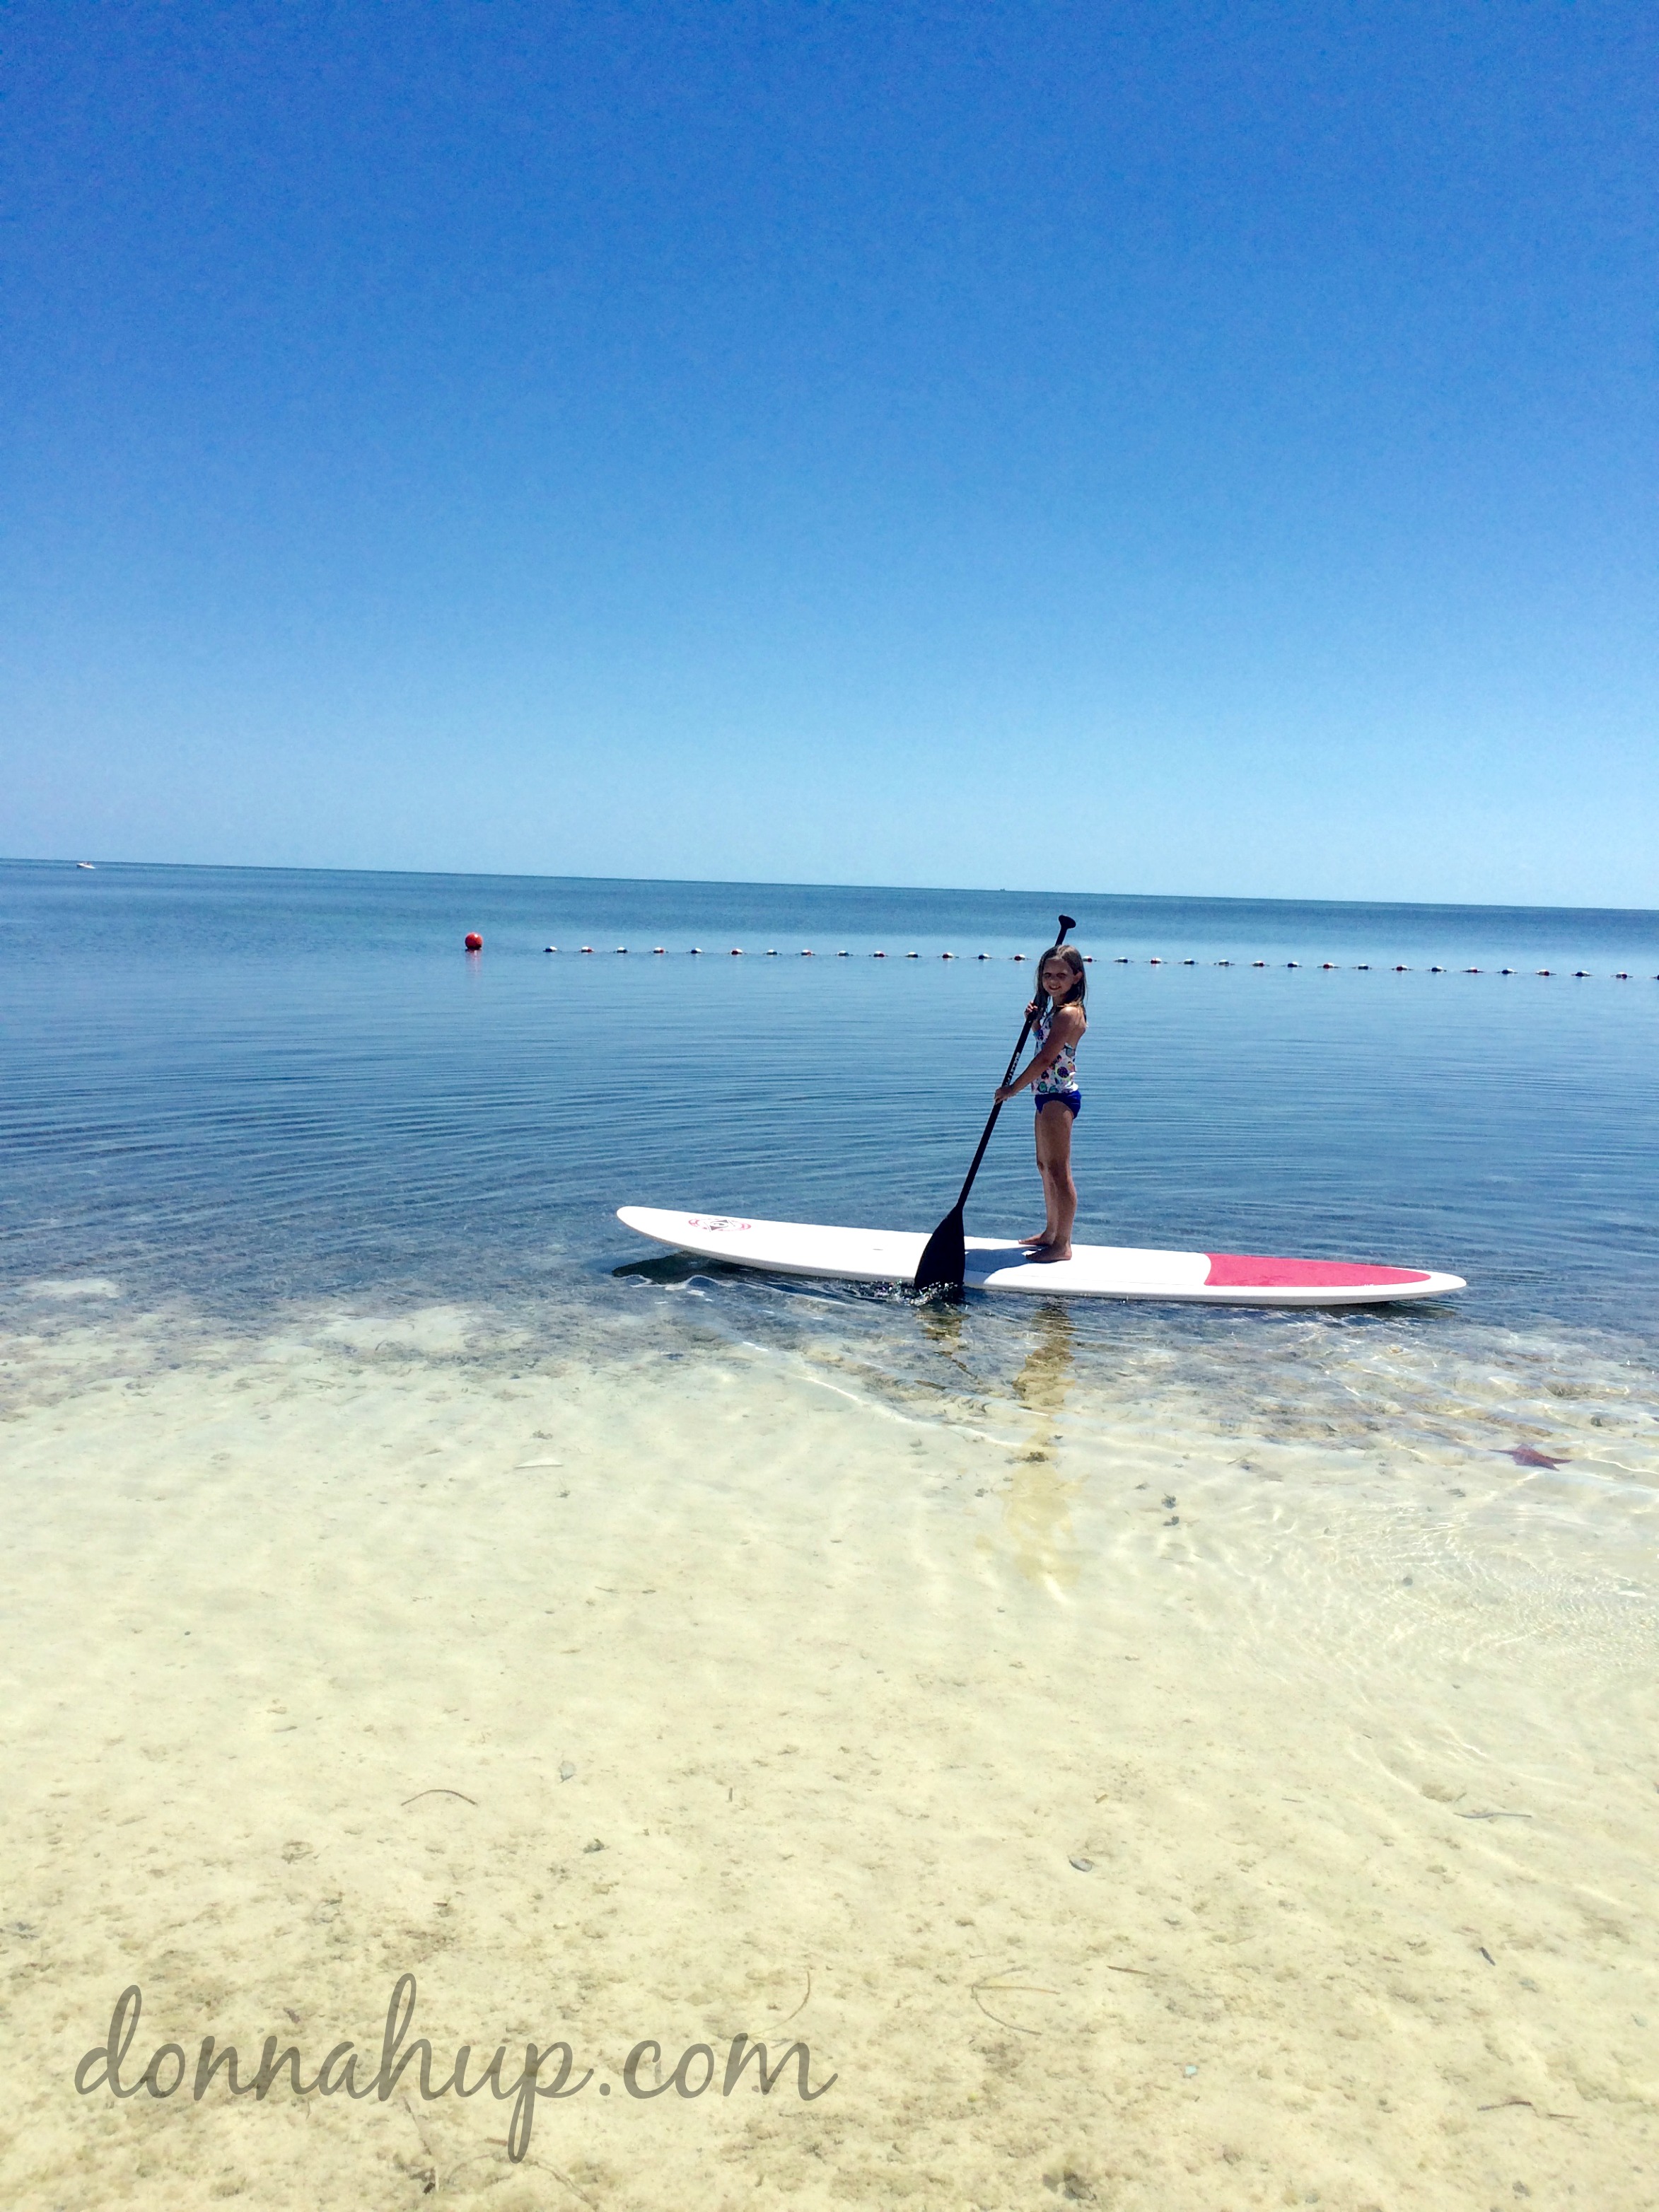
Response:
[464,932,483,952]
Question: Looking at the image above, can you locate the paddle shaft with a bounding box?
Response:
[947,915,1074,1215]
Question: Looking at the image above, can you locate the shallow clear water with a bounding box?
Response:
[5,861,1658,2206]
[6,854,1657,1489]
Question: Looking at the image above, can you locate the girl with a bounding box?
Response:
[994,944,1088,1262]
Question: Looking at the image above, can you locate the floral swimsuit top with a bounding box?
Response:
[1033,1006,1082,1096]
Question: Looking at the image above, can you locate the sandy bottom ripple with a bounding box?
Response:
[1,1297,1656,2211]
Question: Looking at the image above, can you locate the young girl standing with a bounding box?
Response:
[994,945,1088,1262]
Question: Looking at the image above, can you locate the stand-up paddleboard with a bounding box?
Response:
[617,1207,1465,1307]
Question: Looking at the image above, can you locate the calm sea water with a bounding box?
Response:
[3,858,1658,1356]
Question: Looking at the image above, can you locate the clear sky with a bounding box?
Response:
[4,1,1653,905]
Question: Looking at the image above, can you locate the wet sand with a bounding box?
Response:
[1,1294,1657,2209]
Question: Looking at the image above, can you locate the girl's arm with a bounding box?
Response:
[994,1004,1083,1102]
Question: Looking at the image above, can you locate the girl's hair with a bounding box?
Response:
[1036,943,1086,1014]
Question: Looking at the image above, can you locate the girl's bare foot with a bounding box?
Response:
[1032,1243,1072,1262]
[1020,1230,1056,1247]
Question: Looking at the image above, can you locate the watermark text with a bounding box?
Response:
[76,1976,834,2161]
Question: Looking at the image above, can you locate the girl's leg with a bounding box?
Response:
[1032,1102,1077,1261]
[1022,1105,1061,1245]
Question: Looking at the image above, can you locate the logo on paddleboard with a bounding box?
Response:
[685,1217,752,1233]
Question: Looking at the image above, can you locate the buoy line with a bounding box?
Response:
[515,941,1654,975]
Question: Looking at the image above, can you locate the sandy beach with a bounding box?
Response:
[3,1286,1655,2210]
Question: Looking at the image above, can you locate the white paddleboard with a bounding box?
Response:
[617,1207,1465,1307]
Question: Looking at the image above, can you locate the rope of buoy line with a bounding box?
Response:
[503,938,1654,975]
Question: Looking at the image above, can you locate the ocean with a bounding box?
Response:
[6,858,1658,1326]
[3,857,1657,2210]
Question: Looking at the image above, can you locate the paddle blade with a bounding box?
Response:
[912,1206,967,1294]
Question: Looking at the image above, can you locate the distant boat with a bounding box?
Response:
[76,861,96,870]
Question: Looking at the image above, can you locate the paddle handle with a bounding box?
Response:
[950,914,1075,1213]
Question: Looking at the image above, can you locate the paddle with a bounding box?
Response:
[912,913,1077,1295]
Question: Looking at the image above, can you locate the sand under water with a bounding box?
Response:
[3,1270,1656,2211]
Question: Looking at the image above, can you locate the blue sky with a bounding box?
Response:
[4,1,1653,904]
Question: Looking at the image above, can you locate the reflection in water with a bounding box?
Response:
[997,1302,1084,1591]
[916,1296,966,1356]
